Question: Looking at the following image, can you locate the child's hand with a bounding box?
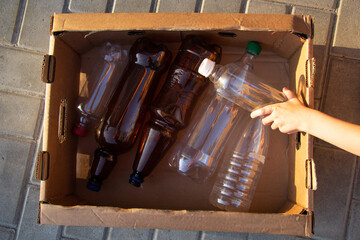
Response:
[250,87,309,134]
[251,87,360,156]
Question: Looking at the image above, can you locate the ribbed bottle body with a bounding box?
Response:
[209,117,269,212]
[209,152,264,211]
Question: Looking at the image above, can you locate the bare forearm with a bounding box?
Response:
[251,88,360,156]
[302,108,360,156]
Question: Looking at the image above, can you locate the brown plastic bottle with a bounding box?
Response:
[129,35,221,187]
[86,148,117,192]
[87,38,172,191]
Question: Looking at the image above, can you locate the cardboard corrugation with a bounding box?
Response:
[39,13,314,237]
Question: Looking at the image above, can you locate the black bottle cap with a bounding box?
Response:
[129,171,144,187]
[87,177,102,192]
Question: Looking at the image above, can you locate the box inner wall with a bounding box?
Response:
[57,31,296,213]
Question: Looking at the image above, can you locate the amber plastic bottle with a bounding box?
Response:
[87,38,172,191]
[129,36,221,187]
[87,148,117,192]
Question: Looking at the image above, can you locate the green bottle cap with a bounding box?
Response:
[246,41,262,56]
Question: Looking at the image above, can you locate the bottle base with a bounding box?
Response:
[208,156,264,212]
[209,194,251,212]
[170,145,214,183]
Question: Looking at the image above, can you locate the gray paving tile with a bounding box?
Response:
[114,0,152,12]
[109,228,152,240]
[18,0,63,52]
[0,92,42,138]
[0,226,15,240]
[63,226,106,240]
[314,56,360,149]
[155,229,200,240]
[354,162,360,200]
[69,0,107,13]
[312,46,327,100]
[0,0,20,44]
[323,57,360,125]
[202,231,248,239]
[332,0,360,59]
[158,0,197,12]
[202,0,243,13]
[264,0,337,10]
[0,137,32,226]
[247,0,288,14]
[17,185,59,240]
[293,7,333,46]
[315,56,359,149]
[347,199,360,240]
[0,46,45,95]
[313,146,356,239]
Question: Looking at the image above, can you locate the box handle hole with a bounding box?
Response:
[128,31,146,36]
[58,98,67,143]
[218,32,237,38]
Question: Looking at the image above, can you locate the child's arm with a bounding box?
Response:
[250,87,360,156]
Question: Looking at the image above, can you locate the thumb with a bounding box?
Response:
[283,87,297,100]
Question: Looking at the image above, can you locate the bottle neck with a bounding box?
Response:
[78,114,90,127]
[207,52,257,85]
[207,64,221,84]
[235,52,256,70]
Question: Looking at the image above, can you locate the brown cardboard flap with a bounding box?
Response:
[41,35,80,202]
[52,13,312,37]
[288,39,313,210]
[40,203,312,237]
[278,201,307,214]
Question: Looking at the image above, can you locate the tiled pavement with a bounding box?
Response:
[0,0,359,239]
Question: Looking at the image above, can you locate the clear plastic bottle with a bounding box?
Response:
[198,42,287,112]
[209,117,269,212]
[169,42,286,183]
[168,90,244,183]
[73,42,127,137]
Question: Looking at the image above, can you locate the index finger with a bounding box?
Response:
[250,105,273,118]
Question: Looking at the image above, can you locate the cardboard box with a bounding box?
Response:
[38,13,316,237]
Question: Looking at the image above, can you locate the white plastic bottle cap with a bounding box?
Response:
[198,58,215,77]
